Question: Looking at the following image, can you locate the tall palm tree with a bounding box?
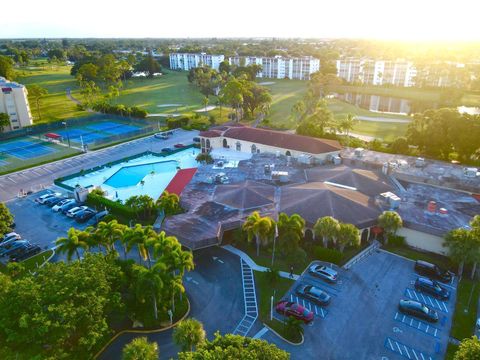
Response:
[277,213,305,255]
[156,191,180,216]
[339,113,357,146]
[243,211,275,256]
[173,318,206,352]
[314,216,340,247]
[125,224,149,264]
[444,228,473,277]
[96,220,126,255]
[55,228,88,261]
[202,96,209,113]
[337,223,360,253]
[132,262,166,320]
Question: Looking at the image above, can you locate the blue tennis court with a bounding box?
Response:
[85,121,125,131]
[104,125,139,135]
[56,129,107,144]
[0,139,57,160]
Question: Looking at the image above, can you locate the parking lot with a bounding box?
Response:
[266,249,456,360]
[5,189,94,262]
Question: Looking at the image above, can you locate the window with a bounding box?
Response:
[251,144,256,153]
[236,142,241,151]
[201,138,205,148]
[206,139,211,149]
[223,139,228,148]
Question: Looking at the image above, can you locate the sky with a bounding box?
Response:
[1,0,479,41]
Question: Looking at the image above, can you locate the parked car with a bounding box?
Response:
[398,299,438,323]
[161,147,173,153]
[8,242,38,259]
[193,137,200,143]
[0,236,23,249]
[308,264,338,283]
[414,277,450,300]
[275,301,314,324]
[66,206,88,218]
[1,232,21,243]
[75,208,97,223]
[93,209,109,224]
[52,198,75,212]
[10,244,42,262]
[154,133,169,140]
[415,260,453,283]
[35,193,57,204]
[0,240,30,257]
[44,196,66,207]
[174,143,185,148]
[296,284,331,306]
[60,201,80,214]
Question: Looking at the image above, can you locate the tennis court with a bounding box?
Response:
[0,139,58,160]
[55,121,141,144]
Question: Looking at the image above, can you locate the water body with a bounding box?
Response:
[335,92,480,116]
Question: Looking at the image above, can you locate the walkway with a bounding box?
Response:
[233,259,258,337]
[222,245,300,280]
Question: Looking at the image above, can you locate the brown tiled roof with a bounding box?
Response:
[199,130,222,138]
[223,127,342,154]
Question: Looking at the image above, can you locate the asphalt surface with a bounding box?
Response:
[0,129,199,203]
[263,250,456,360]
[99,246,245,360]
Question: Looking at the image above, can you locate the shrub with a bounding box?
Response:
[167,116,190,129]
[87,193,137,219]
[313,246,343,265]
[388,234,406,247]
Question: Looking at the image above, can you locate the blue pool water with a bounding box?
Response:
[61,148,200,201]
[104,160,178,188]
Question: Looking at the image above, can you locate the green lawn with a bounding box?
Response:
[17,64,88,124]
[254,270,301,342]
[383,245,453,270]
[22,249,54,273]
[450,278,480,340]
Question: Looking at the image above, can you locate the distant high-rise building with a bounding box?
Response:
[336,58,416,87]
[169,53,225,71]
[228,56,320,80]
[0,77,33,132]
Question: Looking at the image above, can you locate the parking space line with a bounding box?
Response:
[384,337,435,360]
[288,294,328,319]
[394,312,440,338]
[405,288,449,313]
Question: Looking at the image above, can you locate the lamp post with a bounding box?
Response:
[62,121,71,147]
[271,223,278,267]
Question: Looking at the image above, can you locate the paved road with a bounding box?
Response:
[0,130,198,203]
[99,246,245,359]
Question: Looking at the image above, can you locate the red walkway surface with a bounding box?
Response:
[165,168,198,196]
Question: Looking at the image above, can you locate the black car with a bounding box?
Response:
[296,284,331,306]
[398,299,438,323]
[415,260,453,283]
[44,196,66,207]
[75,209,97,223]
[414,277,450,300]
[161,147,173,153]
[10,244,41,262]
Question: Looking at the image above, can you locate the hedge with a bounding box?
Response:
[313,246,344,265]
[388,234,406,247]
[86,193,137,219]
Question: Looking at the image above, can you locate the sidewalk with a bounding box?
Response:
[222,245,300,280]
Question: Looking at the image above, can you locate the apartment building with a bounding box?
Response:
[336,58,416,87]
[169,53,225,71]
[229,56,320,80]
[0,77,33,132]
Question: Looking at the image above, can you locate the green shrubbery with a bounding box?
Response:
[91,102,147,118]
[388,234,406,247]
[313,246,344,265]
[87,193,137,219]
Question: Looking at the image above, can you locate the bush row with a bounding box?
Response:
[86,193,137,219]
[91,102,147,118]
[313,246,344,265]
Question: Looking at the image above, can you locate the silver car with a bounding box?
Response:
[309,264,338,283]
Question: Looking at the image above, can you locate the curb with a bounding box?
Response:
[93,298,191,359]
[263,321,304,346]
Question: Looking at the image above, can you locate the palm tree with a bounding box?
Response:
[202,96,209,113]
[122,337,158,360]
[444,228,473,277]
[96,220,126,255]
[27,84,48,121]
[314,216,340,247]
[378,211,403,244]
[173,318,206,352]
[55,228,88,261]
[243,211,275,256]
[156,191,180,216]
[132,262,166,320]
[337,223,360,253]
[277,213,305,255]
[339,113,357,146]
[125,224,149,264]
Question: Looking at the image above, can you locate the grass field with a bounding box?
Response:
[17,63,87,124]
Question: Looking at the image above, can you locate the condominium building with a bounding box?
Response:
[336,58,417,87]
[169,53,225,71]
[0,77,33,132]
[229,56,320,80]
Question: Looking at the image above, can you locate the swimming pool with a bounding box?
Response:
[61,148,200,201]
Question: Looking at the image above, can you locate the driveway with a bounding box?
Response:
[262,250,456,360]
[99,246,245,359]
[0,129,198,203]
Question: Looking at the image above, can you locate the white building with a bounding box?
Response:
[169,53,225,71]
[336,58,417,87]
[199,126,342,162]
[229,56,320,80]
[0,77,33,132]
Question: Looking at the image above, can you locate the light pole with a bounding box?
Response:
[271,223,278,267]
[62,121,71,147]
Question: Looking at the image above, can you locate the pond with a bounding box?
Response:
[335,92,480,116]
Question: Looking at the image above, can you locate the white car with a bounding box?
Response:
[35,193,56,204]
[154,133,169,140]
[66,206,88,218]
[1,232,21,243]
[52,198,75,212]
